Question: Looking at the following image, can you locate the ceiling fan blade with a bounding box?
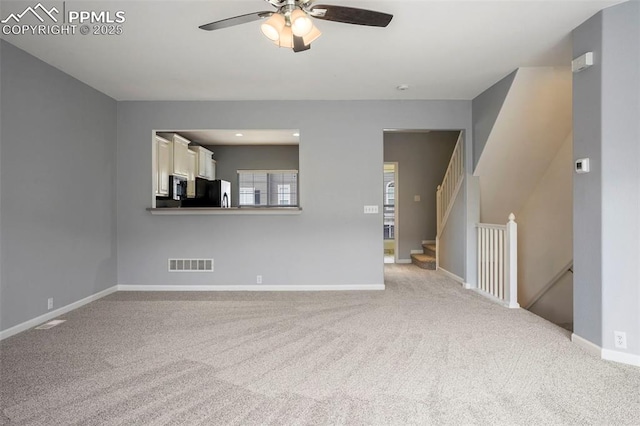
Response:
[199,11,273,31]
[293,36,311,53]
[309,5,392,27]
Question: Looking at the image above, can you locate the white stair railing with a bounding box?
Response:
[476,213,519,308]
[436,133,464,235]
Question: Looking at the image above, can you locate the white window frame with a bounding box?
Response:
[237,170,299,207]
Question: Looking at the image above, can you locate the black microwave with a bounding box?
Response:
[168,175,187,200]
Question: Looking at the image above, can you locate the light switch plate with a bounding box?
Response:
[364,205,378,214]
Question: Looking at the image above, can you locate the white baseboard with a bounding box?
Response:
[422,240,436,245]
[572,333,640,367]
[571,333,602,357]
[463,282,473,289]
[396,259,412,264]
[602,349,640,367]
[0,286,118,341]
[437,267,464,284]
[410,249,423,254]
[117,284,385,292]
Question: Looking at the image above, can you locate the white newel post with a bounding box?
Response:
[504,213,519,308]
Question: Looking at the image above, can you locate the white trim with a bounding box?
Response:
[410,249,424,254]
[476,222,507,230]
[148,207,302,215]
[602,349,640,367]
[571,333,602,358]
[422,240,436,245]
[0,286,118,341]
[396,259,412,264]
[237,169,299,174]
[383,161,400,264]
[117,284,385,292]
[437,267,464,284]
[463,282,473,289]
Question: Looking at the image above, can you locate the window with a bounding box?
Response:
[239,187,257,205]
[277,184,291,205]
[385,182,395,205]
[238,170,298,207]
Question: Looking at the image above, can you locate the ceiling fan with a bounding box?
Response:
[199,0,393,53]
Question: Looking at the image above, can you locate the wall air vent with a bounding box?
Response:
[168,259,214,272]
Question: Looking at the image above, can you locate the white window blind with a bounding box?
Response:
[238,170,298,207]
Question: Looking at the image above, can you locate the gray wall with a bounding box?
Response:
[205,144,299,207]
[572,12,603,346]
[117,101,471,288]
[383,131,458,260]
[0,41,117,332]
[439,180,466,278]
[599,2,639,355]
[472,70,517,171]
[573,1,640,355]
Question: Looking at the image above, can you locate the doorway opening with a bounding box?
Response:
[384,162,398,263]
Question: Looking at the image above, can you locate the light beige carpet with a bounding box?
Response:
[1,265,639,425]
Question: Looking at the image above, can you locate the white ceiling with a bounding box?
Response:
[0,0,621,101]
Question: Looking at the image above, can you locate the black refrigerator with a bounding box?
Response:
[182,179,231,208]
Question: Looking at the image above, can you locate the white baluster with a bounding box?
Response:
[483,227,488,292]
[498,228,504,300]
[477,227,481,291]
[436,186,441,234]
[489,228,494,296]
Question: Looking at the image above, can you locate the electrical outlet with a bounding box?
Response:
[614,331,627,349]
[364,205,378,214]
[47,298,53,310]
[256,275,263,284]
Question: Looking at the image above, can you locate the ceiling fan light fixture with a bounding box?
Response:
[260,13,285,41]
[275,25,294,48]
[290,9,313,37]
[302,24,322,46]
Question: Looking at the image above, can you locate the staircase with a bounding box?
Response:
[411,243,436,270]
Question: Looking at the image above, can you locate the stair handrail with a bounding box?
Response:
[436,132,464,236]
[524,260,573,310]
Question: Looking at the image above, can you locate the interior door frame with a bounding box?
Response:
[384,161,399,263]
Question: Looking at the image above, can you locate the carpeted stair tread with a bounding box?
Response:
[411,254,436,262]
[422,244,437,257]
[411,253,436,270]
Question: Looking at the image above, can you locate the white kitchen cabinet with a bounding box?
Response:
[207,158,217,181]
[193,146,215,180]
[155,136,171,197]
[186,149,197,198]
[167,134,190,178]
